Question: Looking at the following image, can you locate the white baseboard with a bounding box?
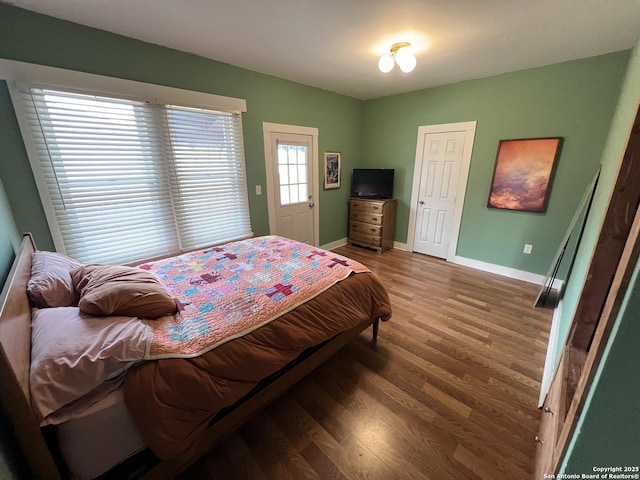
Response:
[322,238,408,251]
[450,254,563,289]
[539,298,563,407]
[393,241,409,251]
[326,239,563,290]
[321,237,348,251]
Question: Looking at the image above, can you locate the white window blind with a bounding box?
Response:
[164,105,251,250]
[20,87,252,264]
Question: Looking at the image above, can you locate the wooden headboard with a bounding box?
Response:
[0,234,60,479]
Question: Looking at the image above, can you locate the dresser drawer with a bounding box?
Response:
[349,211,382,225]
[349,231,382,247]
[348,197,396,254]
[350,199,385,214]
[350,221,382,236]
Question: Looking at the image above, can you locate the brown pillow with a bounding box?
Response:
[28,251,83,308]
[71,265,177,319]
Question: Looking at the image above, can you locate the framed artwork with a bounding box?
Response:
[487,137,563,213]
[323,151,341,189]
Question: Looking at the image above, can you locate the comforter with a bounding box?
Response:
[123,262,391,460]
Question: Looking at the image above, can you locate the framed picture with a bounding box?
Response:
[323,151,341,189]
[487,137,563,213]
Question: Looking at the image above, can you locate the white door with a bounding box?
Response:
[269,133,315,244]
[413,130,466,258]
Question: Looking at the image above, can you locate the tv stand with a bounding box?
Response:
[348,198,397,253]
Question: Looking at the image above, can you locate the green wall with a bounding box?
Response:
[0,3,363,250]
[0,82,53,251]
[560,261,640,472]
[555,37,640,366]
[558,34,640,473]
[0,178,19,282]
[361,52,628,275]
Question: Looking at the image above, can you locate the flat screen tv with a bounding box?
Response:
[350,168,394,199]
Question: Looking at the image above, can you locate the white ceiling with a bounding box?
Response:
[5,0,640,100]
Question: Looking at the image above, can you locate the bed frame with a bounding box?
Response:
[0,234,379,479]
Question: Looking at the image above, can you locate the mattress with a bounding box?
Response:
[56,388,147,479]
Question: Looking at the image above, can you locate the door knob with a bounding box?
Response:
[534,435,544,445]
[418,200,425,205]
[309,203,315,208]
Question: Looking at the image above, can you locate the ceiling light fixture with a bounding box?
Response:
[378,42,417,73]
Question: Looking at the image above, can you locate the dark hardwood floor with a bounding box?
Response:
[178,245,552,480]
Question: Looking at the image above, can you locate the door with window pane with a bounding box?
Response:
[271,134,314,244]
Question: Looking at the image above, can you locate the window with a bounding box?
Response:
[277,143,308,205]
[17,86,252,264]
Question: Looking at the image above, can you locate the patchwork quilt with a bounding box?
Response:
[138,236,370,359]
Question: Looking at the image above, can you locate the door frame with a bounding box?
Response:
[262,122,319,246]
[407,121,477,260]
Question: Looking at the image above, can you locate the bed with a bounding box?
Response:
[0,234,391,479]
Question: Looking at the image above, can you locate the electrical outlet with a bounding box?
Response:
[255,185,262,195]
[524,244,533,254]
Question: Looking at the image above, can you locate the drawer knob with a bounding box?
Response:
[370,228,376,232]
[544,406,554,415]
[534,435,544,445]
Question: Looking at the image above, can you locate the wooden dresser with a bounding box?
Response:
[348,198,397,253]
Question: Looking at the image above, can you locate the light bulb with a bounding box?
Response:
[395,46,416,73]
[378,54,394,73]
[398,53,416,73]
